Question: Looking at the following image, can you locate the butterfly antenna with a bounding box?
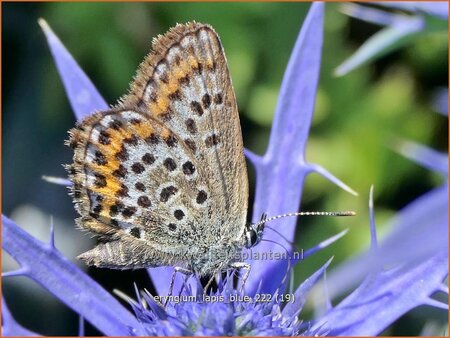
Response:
[253,210,356,228]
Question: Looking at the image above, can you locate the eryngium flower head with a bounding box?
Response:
[131,277,302,336]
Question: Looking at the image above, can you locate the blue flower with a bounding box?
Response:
[2,3,447,336]
[125,264,332,336]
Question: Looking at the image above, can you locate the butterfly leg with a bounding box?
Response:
[228,261,251,294]
[166,266,192,307]
[203,271,220,297]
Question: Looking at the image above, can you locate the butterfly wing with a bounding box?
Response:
[69,109,212,268]
[68,23,248,271]
[122,22,248,231]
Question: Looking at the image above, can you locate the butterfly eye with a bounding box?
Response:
[245,227,258,248]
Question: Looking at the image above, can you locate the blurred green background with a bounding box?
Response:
[3,2,447,336]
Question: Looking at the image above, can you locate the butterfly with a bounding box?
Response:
[67,22,264,278]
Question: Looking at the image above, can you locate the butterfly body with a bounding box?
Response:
[67,22,253,277]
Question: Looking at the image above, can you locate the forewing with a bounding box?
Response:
[122,22,248,238]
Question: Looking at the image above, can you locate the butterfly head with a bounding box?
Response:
[244,213,267,248]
